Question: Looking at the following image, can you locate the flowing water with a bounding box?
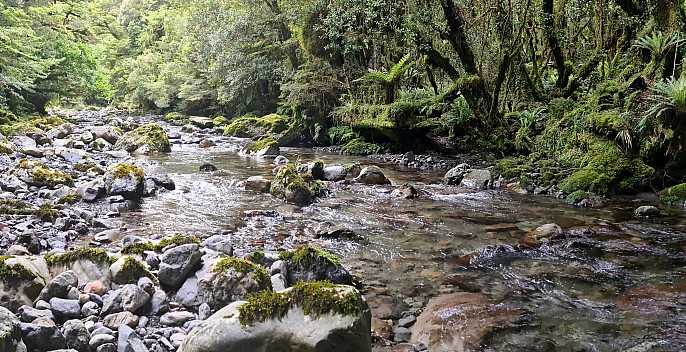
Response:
[111,132,686,352]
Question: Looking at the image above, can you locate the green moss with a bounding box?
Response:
[236,281,361,327]
[0,200,58,219]
[311,160,324,179]
[163,112,187,122]
[270,164,300,198]
[121,256,159,285]
[247,250,265,262]
[213,116,229,126]
[73,163,104,175]
[110,163,145,186]
[0,140,14,154]
[0,116,66,136]
[121,241,155,255]
[115,123,171,153]
[565,190,597,205]
[223,114,290,138]
[340,138,382,156]
[0,256,37,282]
[310,180,327,197]
[214,257,270,288]
[659,183,686,205]
[56,194,81,205]
[45,248,113,267]
[156,235,200,250]
[19,159,73,188]
[244,137,278,153]
[278,245,340,268]
[35,203,59,220]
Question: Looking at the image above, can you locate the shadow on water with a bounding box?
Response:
[118,141,686,352]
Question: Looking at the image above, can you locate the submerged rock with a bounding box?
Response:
[179,283,371,352]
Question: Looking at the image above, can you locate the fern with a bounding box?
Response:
[634,31,683,61]
[361,53,415,104]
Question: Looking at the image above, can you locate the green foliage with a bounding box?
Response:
[634,31,683,61]
[659,183,686,205]
[56,194,81,205]
[45,248,112,266]
[224,114,290,138]
[214,257,270,289]
[340,138,383,156]
[278,245,341,268]
[327,125,357,145]
[565,190,598,205]
[237,281,361,327]
[361,54,415,104]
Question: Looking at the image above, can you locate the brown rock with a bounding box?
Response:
[103,311,138,330]
[411,292,524,351]
[245,176,272,193]
[84,281,106,296]
[371,317,392,342]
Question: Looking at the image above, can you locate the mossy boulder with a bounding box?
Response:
[223,114,290,138]
[15,159,73,189]
[104,163,145,200]
[109,256,157,285]
[341,138,382,156]
[278,245,353,286]
[240,137,280,157]
[163,112,187,123]
[212,116,229,126]
[0,255,50,311]
[558,142,653,196]
[114,123,171,153]
[44,248,112,289]
[659,183,686,205]
[565,190,605,207]
[0,139,15,155]
[179,282,371,352]
[270,164,314,205]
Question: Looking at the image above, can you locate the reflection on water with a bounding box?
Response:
[119,140,686,351]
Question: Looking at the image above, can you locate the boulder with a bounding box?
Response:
[244,176,272,193]
[323,165,347,182]
[158,244,202,288]
[90,126,122,145]
[459,169,492,189]
[280,246,353,286]
[634,205,660,218]
[103,164,145,200]
[0,256,50,310]
[0,306,23,352]
[269,164,313,206]
[174,255,271,309]
[49,298,82,319]
[178,284,371,352]
[120,284,150,313]
[117,325,147,352]
[354,166,391,185]
[14,159,73,189]
[240,137,280,157]
[443,163,469,185]
[109,256,153,286]
[102,312,138,330]
[410,292,524,351]
[62,319,90,352]
[114,124,171,153]
[20,323,67,351]
[189,117,214,129]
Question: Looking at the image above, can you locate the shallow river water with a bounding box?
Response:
[115,136,686,352]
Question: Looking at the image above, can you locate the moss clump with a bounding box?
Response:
[0,256,37,282]
[45,248,113,267]
[270,164,300,199]
[278,245,340,268]
[121,241,155,255]
[214,257,270,288]
[244,137,278,154]
[213,116,229,126]
[110,163,145,186]
[0,116,66,136]
[73,163,104,175]
[35,203,59,220]
[223,113,290,138]
[163,112,187,122]
[156,235,200,250]
[0,140,15,154]
[311,160,324,180]
[19,159,74,188]
[310,180,328,197]
[236,281,361,327]
[121,256,159,285]
[565,190,597,205]
[0,200,58,220]
[659,183,686,205]
[56,194,81,205]
[247,250,265,262]
[114,123,171,153]
[340,138,382,156]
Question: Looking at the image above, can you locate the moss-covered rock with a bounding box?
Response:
[163,112,187,123]
[44,248,113,267]
[241,137,280,157]
[56,193,81,205]
[0,139,14,155]
[212,116,229,126]
[558,142,653,196]
[659,183,686,205]
[114,123,171,153]
[15,159,73,189]
[104,163,145,200]
[340,138,382,156]
[109,255,158,285]
[278,245,352,286]
[270,164,314,205]
[223,114,290,138]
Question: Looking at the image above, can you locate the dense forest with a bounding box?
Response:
[2,0,686,199]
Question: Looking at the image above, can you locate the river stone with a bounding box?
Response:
[103,312,138,330]
[101,289,124,316]
[160,311,196,327]
[96,343,117,352]
[0,306,23,352]
[109,256,150,285]
[410,292,524,351]
[77,178,105,203]
[178,285,371,352]
[283,248,353,287]
[189,117,214,129]
[49,298,82,319]
[113,124,171,153]
[90,126,122,145]
[89,334,115,350]
[634,205,660,217]
[103,164,145,200]
[117,325,147,352]
[90,138,113,152]
[459,169,492,189]
[443,163,469,185]
[38,270,77,303]
[0,256,50,311]
[354,166,391,185]
[244,176,272,193]
[120,284,150,313]
[527,223,563,242]
[20,323,67,351]
[18,305,55,323]
[51,259,111,292]
[81,301,100,317]
[159,244,202,288]
[62,319,90,352]
[323,165,347,181]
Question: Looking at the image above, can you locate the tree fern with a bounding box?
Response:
[361,53,414,104]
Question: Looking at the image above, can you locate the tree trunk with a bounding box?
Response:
[542,0,569,91]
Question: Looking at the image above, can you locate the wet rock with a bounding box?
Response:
[103,164,145,200]
[323,165,347,182]
[50,298,82,319]
[282,247,353,286]
[390,184,418,199]
[460,169,492,189]
[244,176,272,193]
[364,292,408,320]
[103,312,139,330]
[117,325,147,352]
[178,285,371,352]
[20,323,67,351]
[400,151,415,165]
[199,163,217,172]
[159,244,202,288]
[443,163,469,185]
[0,306,23,352]
[411,292,524,351]
[521,223,564,247]
[62,319,90,352]
[273,155,289,165]
[355,166,391,185]
[635,205,660,218]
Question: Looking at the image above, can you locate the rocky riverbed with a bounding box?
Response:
[1,109,686,352]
